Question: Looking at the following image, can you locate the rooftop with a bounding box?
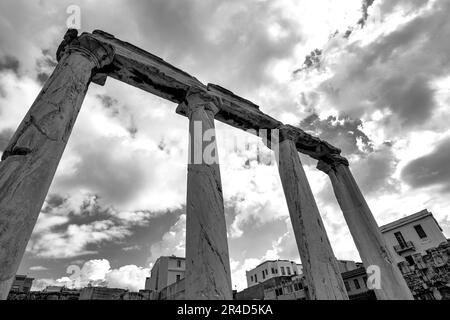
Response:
[341,267,366,279]
[379,209,435,233]
[249,259,300,271]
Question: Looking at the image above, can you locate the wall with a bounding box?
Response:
[147,256,186,292]
[342,267,370,298]
[79,287,126,300]
[264,277,306,300]
[10,275,33,293]
[246,260,301,287]
[337,260,358,273]
[159,278,185,300]
[166,257,185,286]
[381,210,447,264]
[398,241,450,300]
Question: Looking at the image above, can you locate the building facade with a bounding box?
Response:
[341,267,376,300]
[235,275,306,300]
[245,260,302,288]
[79,286,127,300]
[263,276,307,300]
[145,256,185,293]
[9,275,33,293]
[397,240,450,300]
[380,209,447,265]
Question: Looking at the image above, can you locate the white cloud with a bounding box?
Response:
[230,258,261,291]
[27,221,131,258]
[29,266,48,271]
[105,265,150,291]
[32,259,150,292]
[148,214,186,263]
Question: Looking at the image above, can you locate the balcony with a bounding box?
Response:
[394,241,416,254]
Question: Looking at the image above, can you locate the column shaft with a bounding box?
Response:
[184,90,232,300]
[318,160,413,300]
[276,136,348,300]
[0,31,114,300]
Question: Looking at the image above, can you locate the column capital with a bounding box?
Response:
[263,124,343,159]
[182,87,222,119]
[316,155,349,174]
[56,29,115,69]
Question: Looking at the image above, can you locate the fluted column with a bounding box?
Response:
[0,30,115,300]
[181,88,232,300]
[317,157,413,300]
[272,125,348,300]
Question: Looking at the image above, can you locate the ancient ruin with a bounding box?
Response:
[0,29,414,300]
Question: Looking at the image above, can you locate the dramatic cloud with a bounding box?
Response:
[148,214,186,263]
[104,265,151,291]
[351,143,400,195]
[28,220,131,258]
[402,137,450,192]
[299,114,373,156]
[0,0,448,291]
[313,0,450,132]
[32,259,150,292]
[0,56,19,74]
[29,266,48,271]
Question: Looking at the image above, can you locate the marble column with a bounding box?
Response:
[317,157,414,300]
[183,88,232,300]
[272,125,348,300]
[0,30,115,300]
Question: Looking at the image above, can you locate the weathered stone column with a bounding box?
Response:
[317,157,414,300]
[0,30,114,300]
[181,88,232,300]
[271,125,348,300]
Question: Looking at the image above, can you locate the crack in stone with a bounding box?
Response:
[29,115,59,142]
[1,114,59,161]
[201,226,229,277]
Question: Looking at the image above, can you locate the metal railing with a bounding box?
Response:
[394,241,415,254]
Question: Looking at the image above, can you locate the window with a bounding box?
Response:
[394,231,407,248]
[275,288,283,296]
[250,275,253,282]
[362,276,368,288]
[414,224,427,239]
[271,268,276,274]
[177,260,181,268]
[344,281,351,292]
[353,279,361,290]
[281,267,285,275]
[405,255,414,266]
[255,274,258,282]
[287,267,291,275]
[176,275,181,281]
[262,271,265,280]
[293,283,303,291]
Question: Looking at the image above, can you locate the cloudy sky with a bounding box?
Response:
[1,0,449,292]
